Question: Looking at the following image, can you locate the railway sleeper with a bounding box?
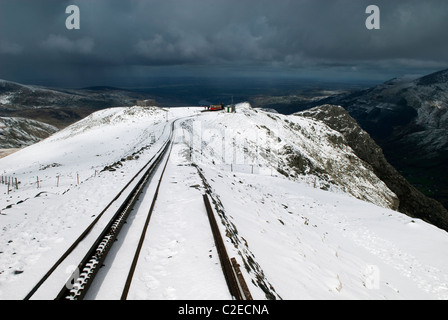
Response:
[70,283,84,292]
[81,267,94,276]
[58,135,174,300]
[79,272,91,282]
[86,259,99,269]
[68,289,82,299]
[68,274,90,298]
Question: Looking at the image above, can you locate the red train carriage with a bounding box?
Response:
[204,103,224,111]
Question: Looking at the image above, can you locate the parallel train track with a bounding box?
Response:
[24,118,251,300]
[203,193,252,300]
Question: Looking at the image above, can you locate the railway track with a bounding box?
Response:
[55,122,176,300]
[203,193,252,300]
[24,118,252,300]
[23,122,174,300]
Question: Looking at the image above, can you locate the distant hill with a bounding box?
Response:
[298,104,448,232]
[287,69,448,210]
[0,116,58,149]
[0,79,152,130]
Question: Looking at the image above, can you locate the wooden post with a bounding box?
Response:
[37,176,39,189]
[57,175,60,187]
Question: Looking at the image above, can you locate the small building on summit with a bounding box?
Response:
[225,104,236,113]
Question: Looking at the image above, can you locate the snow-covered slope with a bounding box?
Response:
[306,69,448,211]
[0,117,58,149]
[199,165,448,299]
[297,104,448,232]
[183,103,398,209]
[0,104,447,300]
[0,78,151,132]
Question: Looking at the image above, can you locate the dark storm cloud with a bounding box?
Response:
[1,0,447,86]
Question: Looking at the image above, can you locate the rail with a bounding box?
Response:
[55,124,174,300]
[203,194,252,300]
[25,117,252,300]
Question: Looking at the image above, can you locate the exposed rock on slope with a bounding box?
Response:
[0,117,58,149]
[301,69,448,210]
[183,103,398,210]
[0,79,155,149]
[297,104,448,232]
[0,79,149,130]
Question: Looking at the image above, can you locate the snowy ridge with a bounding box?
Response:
[184,103,397,209]
[0,117,58,149]
[0,104,447,300]
[198,164,448,299]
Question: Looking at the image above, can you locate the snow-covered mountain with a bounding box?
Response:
[183,103,397,210]
[297,104,448,232]
[0,104,447,300]
[305,70,448,142]
[0,117,58,149]
[302,69,448,211]
[0,79,151,134]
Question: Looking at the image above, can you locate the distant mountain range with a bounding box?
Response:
[1,69,448,215]
[0,80,154,149]
[275,69,448,211]
[0,80,150,129]
[298,104,448,232]
[0,116,58,149]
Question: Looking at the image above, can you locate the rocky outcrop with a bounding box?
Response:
[0,79,151,129]
[0,117,58,149]
[297,104,448,232]
[299,69,448,211]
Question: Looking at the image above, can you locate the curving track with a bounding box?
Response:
[24,118,251,300]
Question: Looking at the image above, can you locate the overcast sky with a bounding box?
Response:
[0,0,447,87]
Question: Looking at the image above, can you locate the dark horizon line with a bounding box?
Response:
[2,75,387,92]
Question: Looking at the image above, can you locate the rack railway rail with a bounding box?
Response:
[56,136,174,300]
[24,118,251,300]
[203,194,252,300]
